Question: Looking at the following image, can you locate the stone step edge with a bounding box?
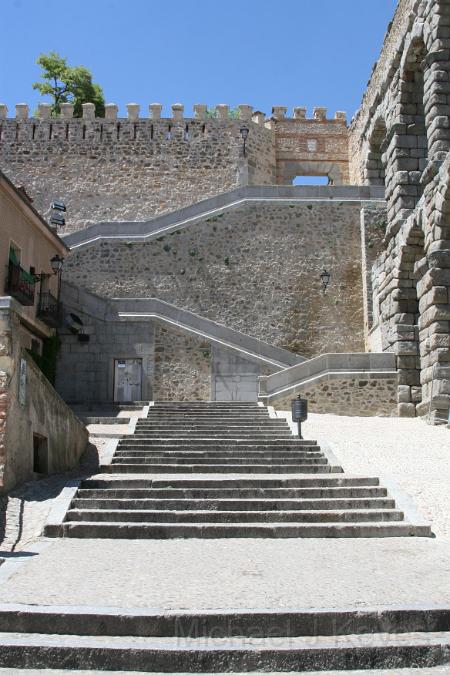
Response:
[0,603,447,637]
[46,521,432,539]
[80,475,381,486]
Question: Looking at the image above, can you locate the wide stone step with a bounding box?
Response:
[0,629,448,671]
[139,425,289,430]
[81,476,380,489]
[99,463,339,474]
[111,456,329,466]
[55,521,432,538]
[147,413,272,418]
[72,496,394,511]
[0,604,447,638]
[130,438,298,443]
[117,443,317,451]
[131,435,296,441]
[66,508,404,524]
[117,439,317,447]
[113,450,325,459]
[132,432,295,437]
[76,487,386,500]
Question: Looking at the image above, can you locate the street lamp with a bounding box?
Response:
[320,268,331,293]
[50,254,64,274]
[240,126,249,157]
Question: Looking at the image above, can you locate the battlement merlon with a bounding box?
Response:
[271,106,347,125]
[0,102,346,125]
[0,102,259,122]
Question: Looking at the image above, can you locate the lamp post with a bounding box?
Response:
[320,268,331,293]
[240,126,249,157]
[50,254,64,305]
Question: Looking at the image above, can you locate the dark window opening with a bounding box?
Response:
[33,434,49,474]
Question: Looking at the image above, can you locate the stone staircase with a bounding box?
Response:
[49,401,431,539]
[0,604,448,671]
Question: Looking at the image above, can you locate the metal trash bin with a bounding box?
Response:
[291,395,308,439]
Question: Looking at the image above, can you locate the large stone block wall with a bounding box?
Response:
[349,0,416,184]
[64,201,368,359]
[348,0,450,420]
[273,376,398,417]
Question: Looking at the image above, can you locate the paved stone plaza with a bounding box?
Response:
[0,537,449,610]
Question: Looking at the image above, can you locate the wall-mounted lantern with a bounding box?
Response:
[320,268,331,293]
[50,254,64,274]
[34,254,65,326]
[240,126,249,157]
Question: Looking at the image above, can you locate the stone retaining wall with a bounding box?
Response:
[0,302,87,490]
[153,326,211,401]
[64,200,369,359]
[273,376,398,417]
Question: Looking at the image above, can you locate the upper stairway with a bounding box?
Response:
[63,184,385,249]
[47,402,431,540]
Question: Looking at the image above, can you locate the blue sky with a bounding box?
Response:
[1,0,397,120]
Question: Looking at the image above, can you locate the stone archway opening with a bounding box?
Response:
[400,38,429,204]
[278,160,346,186]
[394,222,426,417]
[365,119,387,187]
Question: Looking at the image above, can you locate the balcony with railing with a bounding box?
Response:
[4,260,35,306]
[37,291,61,327]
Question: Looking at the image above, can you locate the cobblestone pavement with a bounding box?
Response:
[0,537,448,610]
[0,439,112,554]
[285,413,450,541]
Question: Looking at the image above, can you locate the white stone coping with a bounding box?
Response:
[259,352,397,403]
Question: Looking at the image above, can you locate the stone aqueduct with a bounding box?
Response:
[1,0,450,422]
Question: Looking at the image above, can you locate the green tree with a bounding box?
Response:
[32,51,105,118]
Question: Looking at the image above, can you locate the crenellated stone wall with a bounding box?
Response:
[0,102,350,233]
[271,106,349,185]
[0,103,272,233]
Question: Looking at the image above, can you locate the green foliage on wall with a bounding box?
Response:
[32,51,105,118]
[27,334,61,385]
